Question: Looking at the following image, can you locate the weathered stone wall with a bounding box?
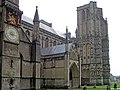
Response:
[2,78,20,90]
[1,40,20,90]
[42,58,65,87]
[19,37,32,89]
[19,42,31,61]
[20,79,30,89]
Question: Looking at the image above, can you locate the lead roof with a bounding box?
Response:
[41,43,72,56]
[22,15,65,38]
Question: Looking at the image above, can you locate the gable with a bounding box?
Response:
[69,44,78,61]
[19,27,31,43]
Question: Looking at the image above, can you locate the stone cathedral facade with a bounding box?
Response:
[0,0,110,90]
[77,1,110,85]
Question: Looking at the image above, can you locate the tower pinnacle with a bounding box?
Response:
[33,6,40,22]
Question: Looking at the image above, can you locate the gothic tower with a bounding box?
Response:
[0,0,22,90]
[65,26,70,88]
[31,6,41,89]
[77,1,110,85]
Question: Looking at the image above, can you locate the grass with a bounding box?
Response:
[110,82,120,88]
[72,85,107,90]
[73,82,120,90]
[46,82,120,90]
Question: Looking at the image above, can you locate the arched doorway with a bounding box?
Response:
[69,63,79,88]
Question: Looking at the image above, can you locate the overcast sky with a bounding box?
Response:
[19,0,120,76]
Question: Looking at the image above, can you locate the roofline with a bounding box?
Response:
[21,20,66,41]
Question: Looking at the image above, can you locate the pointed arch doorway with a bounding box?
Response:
[69,63,79,88]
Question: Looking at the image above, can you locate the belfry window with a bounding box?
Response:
[82,10,85,21]
[86,9,90,20]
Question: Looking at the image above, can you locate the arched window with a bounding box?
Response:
[53,41,56,46]
[45,38,49,47]
[41,36,44,48]
[82,10,85,21]
[86,9,90,20]
[26,30,30,37]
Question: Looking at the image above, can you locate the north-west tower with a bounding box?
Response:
[77,1,110,85]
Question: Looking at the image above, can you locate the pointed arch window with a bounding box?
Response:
[53,41,56,46]
[41,36,44,48]
[86,9,90,20]
[26,30,30,37]
[82,10,85,21]
[45,37,49,47]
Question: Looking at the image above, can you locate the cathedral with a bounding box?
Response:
[0,0,110,90]
[77,1,110,86]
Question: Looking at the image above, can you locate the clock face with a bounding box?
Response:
[5,26,19,42]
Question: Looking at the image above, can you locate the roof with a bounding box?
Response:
[41,43,72,56]
[22,15,65,38]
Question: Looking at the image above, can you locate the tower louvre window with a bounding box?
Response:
[82,10,85,21]
[86,9,90,20]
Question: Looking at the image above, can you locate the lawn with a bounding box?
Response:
[72,85,108,90]
[73,82,120,90]
[110,82,120,88]
[46,82,120,90]
[72,82,120,90]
